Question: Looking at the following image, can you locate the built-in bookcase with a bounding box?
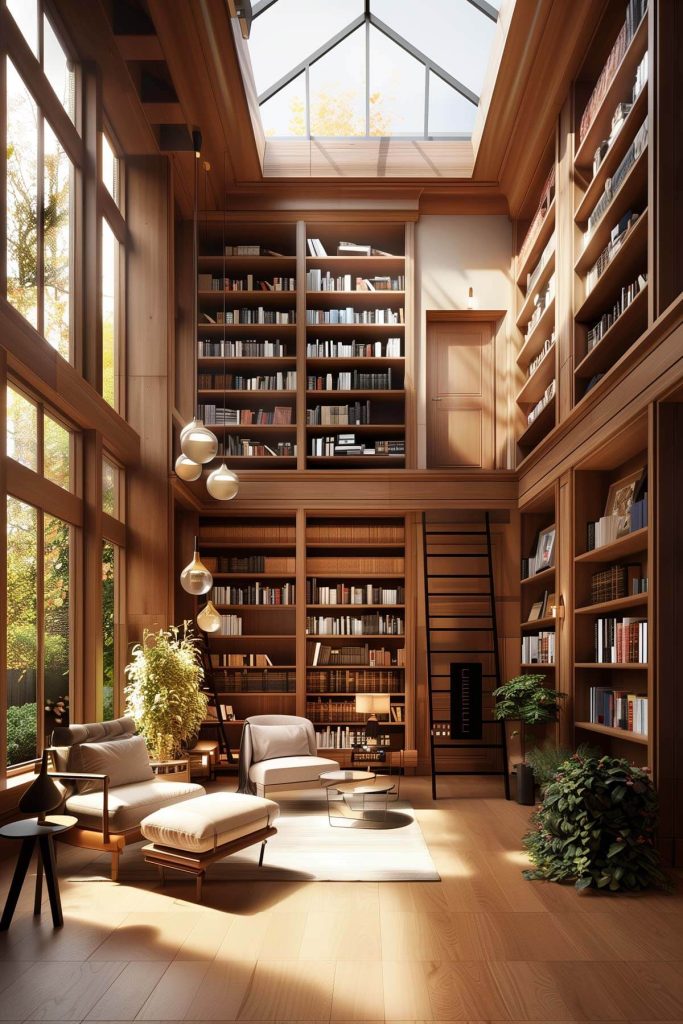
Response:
[519,487,558,704]
[572,414,651,763]
[514,150,558,459]
[572,0,650,404]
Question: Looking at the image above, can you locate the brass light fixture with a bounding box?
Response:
[180,537,213,595]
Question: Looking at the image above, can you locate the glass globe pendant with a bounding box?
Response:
[206,463,239,501]
[174,453,202,482]
[180,539,213,595]
[180,418,218,465]
[197,598,221,633]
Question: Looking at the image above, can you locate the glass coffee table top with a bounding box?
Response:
[320,769,375,784]
[334,778,395,796]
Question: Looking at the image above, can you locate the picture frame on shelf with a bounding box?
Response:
[535,525,556,570]
[604,469,643,537]
[528,600,544,622]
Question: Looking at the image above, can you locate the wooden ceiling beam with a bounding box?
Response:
[114,34,164,61]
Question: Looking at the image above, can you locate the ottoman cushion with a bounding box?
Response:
[66,779,205,832]
[249,754,339,788]
[140,792,280,854]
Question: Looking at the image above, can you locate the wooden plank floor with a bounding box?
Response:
[0,776,682,1022]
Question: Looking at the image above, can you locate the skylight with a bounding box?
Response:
[247,0,499,140]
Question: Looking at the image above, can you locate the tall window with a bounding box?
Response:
[43,515,72,742]
[6,497,39,766]
[101,541,117,721]
[102,219,119,409]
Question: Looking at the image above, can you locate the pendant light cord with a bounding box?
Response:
[193,142,200,421]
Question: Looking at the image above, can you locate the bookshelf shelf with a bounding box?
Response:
[575,210,648,322]
[516,343,556,405]
[516,198,556,286]
[574,149,648,275]
[575,593,648,615]
[521,662,555,669]
[575,527,648,562]
[306,424,405,434]
[575,720,648,743]
[517,395,556,451]
[307,634,404,640]
[215,605,295,611]
[198,322,297,333]
[306,290,405,302]
[521,616,556,630]
[198,255,296,271]
[575,662,648,669]
[516,297,556,369]
[516,251,556,328]
[574,284,648,384]
[306,389,405,400]
[520,565,556,587]
[215,665,295,670]
[197,359,297,369]
[574,14,648,172]
[306,358,404,369]
[198,290,298,303]
[305,255,404,266]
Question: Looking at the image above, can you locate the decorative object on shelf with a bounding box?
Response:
[206,462,239,501]
[535,524,556,570]
[522,752,667,892]
[604,467,644,537]
[355,693,391,744]
[18,749,63,823]
[180,538,213,595]
[124,622,208,761]
[197,598,221,633]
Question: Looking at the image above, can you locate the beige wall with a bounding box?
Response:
[415,215,514,468]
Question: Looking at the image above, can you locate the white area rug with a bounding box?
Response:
[75,792,440,883]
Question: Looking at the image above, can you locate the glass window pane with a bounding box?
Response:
[310,28,365,136]
[43,13,76,122]
[102,133,119,204]
[369,26,425,136]
[6,497,38,766]
[102,458,119,517]
[249,0,364,95]
[101,542,116,721]
[371,0,496,98]
[7,386,38,471]
[44,516,71,740]
[102,219,118,409]
[428,71,477,136]
[260,73,307,137]
[6,60,38,330]
[7,0,38,57]
[44,414,72,490]
[44,121,73,361]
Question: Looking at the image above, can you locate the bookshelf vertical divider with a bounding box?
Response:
[295,506,307,717]
[404,222,417,469]
[295,220,307,471]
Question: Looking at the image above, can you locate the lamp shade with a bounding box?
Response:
[197,599,221,633]
[206,463,239,501]
[19,750,63,820]
[174,453,202,482]
[180,419,218,465]
[180,548,213,595]
[355,694,391,716]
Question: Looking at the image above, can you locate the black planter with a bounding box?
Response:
[515,762,535,805]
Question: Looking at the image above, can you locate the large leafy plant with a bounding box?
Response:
[525,741,598,793]
[523,752,667,892]
[493,673,567,726]
[125,623,208,761]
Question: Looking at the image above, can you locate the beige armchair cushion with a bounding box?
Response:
[65,779,204,832]
[249,722,311,763]
[248,754,339,788]
[68,734,155,793]
[141,792,280,854]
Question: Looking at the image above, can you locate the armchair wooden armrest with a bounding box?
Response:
[44,755,111,843]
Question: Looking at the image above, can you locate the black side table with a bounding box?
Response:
[0,814,77,930]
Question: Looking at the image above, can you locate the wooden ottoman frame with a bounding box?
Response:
[142,824,277,900]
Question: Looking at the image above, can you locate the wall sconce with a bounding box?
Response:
[467,286,475,309]
[551,596,565,620]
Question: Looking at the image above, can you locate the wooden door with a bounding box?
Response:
[426,319,495,468]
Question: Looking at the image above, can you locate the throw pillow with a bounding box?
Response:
[69,733,155,794]
[249,723,310,763]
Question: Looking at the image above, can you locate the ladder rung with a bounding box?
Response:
[426,592,491,597]
[428,627,492,632]
[432,770,504,776]
[426,552,487,557]
[424,530,487,536]
[430,649,495,655]
[433,743,503,749]
[430,673,497,679]
[427,573,490,579]
[431,717,500,724]
[428,614,493,618]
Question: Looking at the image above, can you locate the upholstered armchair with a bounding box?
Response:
[47,716,205,880]
[238,714,339,798]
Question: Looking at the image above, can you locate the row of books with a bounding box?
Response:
[526,233,555,294]
[197,373,296,391]
[518,166,555,271]
[586,497,647,550]
[591,52,648,179]
[593,616,648,662]
[217,439,297,457]
[527,380,556,425]
[203,556,295,573]
[586,121,648,236]
[590,563,646,603]
[586,210,641,294]
[306,339,402,358]
[306,308,404,325]
[586,274,647,351]
[578,0,648,147]
[305,270,404,291]
[306,238,396,257]
[197,340,291,358]
[197,372,296,392]
[307,670,404,693]
[309,437,405,457]
[214,614,242,636]
[522,631,555,664]
[306,700,404,724]
[216,673,296,693]
[221,244,289,256]
[307,402,373,426]
[527,331,556,381]
[305,614,404,636]
[588,686,647,735]
[202,309,295,325]
[524,275,556,340]
[196,405,293,426]
[308,642,405,666]
[200,524,295,541]
[307,370,396,391]
[306,582,404,605]
[211,584,295,605]
[307,524,404,543]
[211,653,277,666]
[316,727,394,749]
[307,555,404,573]
[197,275,295,291]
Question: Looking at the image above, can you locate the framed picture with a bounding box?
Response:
[527,600,544,622]
[605,469,643,537]
[535,524,556,570]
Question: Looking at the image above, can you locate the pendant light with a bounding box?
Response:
[197,598,221,633]
[175,452,202,482]
[180,536,213,595]
[178,131,218,468]
[206,462,240,500]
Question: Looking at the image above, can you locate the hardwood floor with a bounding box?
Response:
[0,776,682,1022]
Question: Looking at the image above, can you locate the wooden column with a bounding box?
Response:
[556,99,574,419]
[82,430,103,721]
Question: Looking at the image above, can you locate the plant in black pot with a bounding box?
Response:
[523,752,667,892]
[492,673,567,805]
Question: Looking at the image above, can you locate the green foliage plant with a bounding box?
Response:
[124,623,207,761]
[523,752,667,892]
[7,703,37,765]
[525,741,598,793]
[493,673,567,728]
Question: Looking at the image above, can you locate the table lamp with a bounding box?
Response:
[18,750,63,823]
[355,693,391,744]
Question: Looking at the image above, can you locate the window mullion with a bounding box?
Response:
[37,115,45,340]
[37,506,45,754]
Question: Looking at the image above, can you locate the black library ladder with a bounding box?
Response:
[421,511,510,800]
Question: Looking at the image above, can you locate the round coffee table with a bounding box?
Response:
[0,814,77,931]
[321,771,396,826]
[320,769,375,786]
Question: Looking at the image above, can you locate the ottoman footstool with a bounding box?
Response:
[140,791,279,900]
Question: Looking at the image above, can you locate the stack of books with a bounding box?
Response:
[593,616,648,662]
[589,687,648,734]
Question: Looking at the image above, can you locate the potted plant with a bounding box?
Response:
[492,673,567,804]
[525,741,597,796]
[125,623,208,761]
[523,752,668,892]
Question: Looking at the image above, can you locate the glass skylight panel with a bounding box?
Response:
[368,27,425,137]
[43,13,76,122]
[249,0,364,96]
[309,28,365,136]
[429,71,477,136]
[7,0,38,57]
[260,72,307,136]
